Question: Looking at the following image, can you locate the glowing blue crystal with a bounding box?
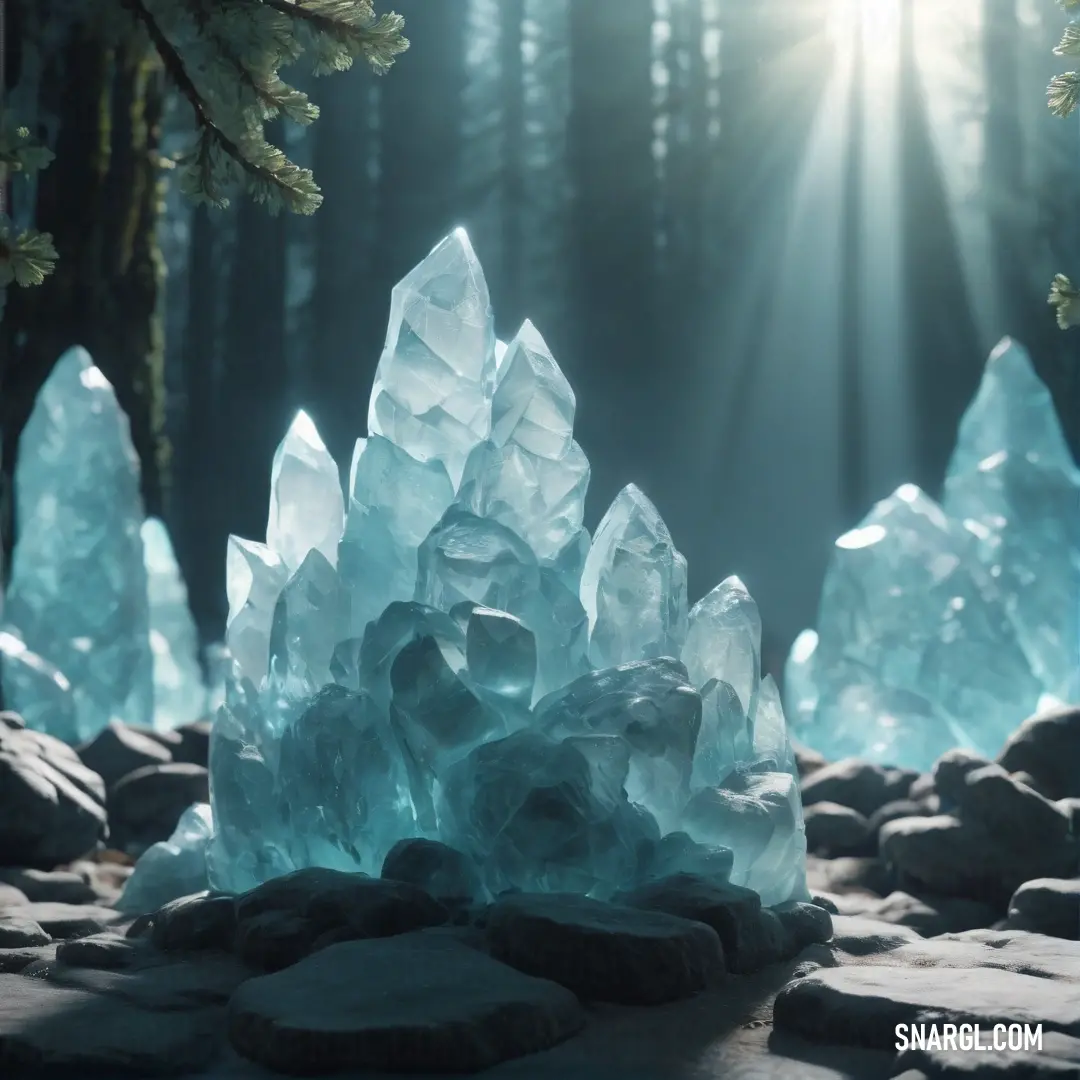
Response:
[143,517,206,727]
[197,232,805,907]
[4,347,152,739]
[787,338,1076,770]
[117,802,213,913]
[267,410,344,574]
[581,484,688,669]
[367,228,497,487]
[225,537,288,686]
[338,434,454,638]
[942,338,1080,701]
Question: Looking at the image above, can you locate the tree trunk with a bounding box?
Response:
[0,10,168,572]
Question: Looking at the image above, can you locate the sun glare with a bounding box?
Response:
[828,0,901,59]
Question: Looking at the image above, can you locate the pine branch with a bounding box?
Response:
[259,0,409,75]
[0,218,58,287]
[120,0,321,212]
[1049,273,1080,330]
[1048,71,1080,117]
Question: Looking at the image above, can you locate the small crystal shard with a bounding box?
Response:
[142,517,206,728]
[490,319,575,459]
[268,549,343,694]
[225,537,288,686]
[581,484,688,669]
[117,802,213,913]
[338,434,454,637]
[367,229,497,486]
[266,410,345,574]
[4,347,153,739]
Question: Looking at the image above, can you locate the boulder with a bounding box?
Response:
[1006,878,1080,940]
[997,704,1080,801]
[803,801,873,857]
[0,712,107,867]
[76,720,172,789]
[801,758,916,818]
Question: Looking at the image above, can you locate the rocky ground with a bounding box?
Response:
[0,706,1077,1078]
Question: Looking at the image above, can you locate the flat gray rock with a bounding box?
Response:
[381,837,485,906]
[1006,877,1080,940]
[21,900,124,939]
[0,971,223,1074]
[865,929,1080,982]
[0,714,108,869]
[56,931,145,969]
[855,891,998,937]
[486,891,724,1004]
[614,872,778,973]
[227,932,585,1074]
[32,950,254,1011]
[151,892,237,952]
[0,914,49,948]
[0,943,56,972]
[234,866,447,941]
[108,762,210,854]
[774,965,1080,1048]
[828,915,922,957]
[0,867,97,905]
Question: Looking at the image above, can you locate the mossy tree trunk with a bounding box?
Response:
[0,8,168,570]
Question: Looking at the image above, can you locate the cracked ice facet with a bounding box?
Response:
[4,347,152,740]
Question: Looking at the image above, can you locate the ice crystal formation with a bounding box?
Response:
[786,338,1080,772]
[204,229,808,906]
[2,348,207,739]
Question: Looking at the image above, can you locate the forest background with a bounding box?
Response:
[3,0,1077,676]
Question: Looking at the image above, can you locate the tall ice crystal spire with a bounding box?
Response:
[123,231,808,911]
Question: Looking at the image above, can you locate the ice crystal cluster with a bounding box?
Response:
[1,346,207,740]
[206,229,808,905]
[786,338,1080,772]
